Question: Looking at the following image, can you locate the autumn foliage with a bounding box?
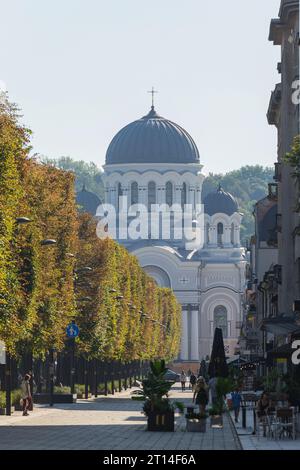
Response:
[0,94,181,361]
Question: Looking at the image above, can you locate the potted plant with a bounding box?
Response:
[131,390,145,401]
[138,360,177,431]
[208,404,223,428]
[186,411,207,432]
[11,389,23,411]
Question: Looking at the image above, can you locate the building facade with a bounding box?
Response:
[242,0,300,375]
[98,104,247,363]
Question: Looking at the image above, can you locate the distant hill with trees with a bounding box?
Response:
[41,156,104,199]
[43,157,274,245]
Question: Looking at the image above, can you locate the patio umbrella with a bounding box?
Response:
[208,327,229,378]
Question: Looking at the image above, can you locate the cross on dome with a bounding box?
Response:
[147,86,158,109]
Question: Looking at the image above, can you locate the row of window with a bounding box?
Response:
[116,181,191,208]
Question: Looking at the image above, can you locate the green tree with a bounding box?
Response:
[41,156,104,199]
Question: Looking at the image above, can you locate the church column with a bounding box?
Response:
[157,186,163,204]
[104,186,110,204]
[196,186,202,207]
[210,226,217,246]
[190,308,199,360]
[223,225,231,247]
[139,186,147,206]
[119,183,128,210]
[235,225,241,247]
[174,185,181,205]
[180,308,188,360]
[110,186,116,207]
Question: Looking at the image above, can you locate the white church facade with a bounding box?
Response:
[80,103,247,363]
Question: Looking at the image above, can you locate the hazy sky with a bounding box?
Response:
[0,0,281,174]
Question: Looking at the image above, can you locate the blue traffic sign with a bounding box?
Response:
[66,323,79,338]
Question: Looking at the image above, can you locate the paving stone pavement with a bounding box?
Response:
[230,409,300,450]
[0,385,241,450]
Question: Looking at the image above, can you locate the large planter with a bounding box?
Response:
[33,393,77,404]
[186,417,206,432]
[147,410,174,432]
[210,415,223,428]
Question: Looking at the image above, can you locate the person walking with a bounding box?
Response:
[180,370,187,392]
[21,374,32,416]
[189,372,196,391]
[231,388,242,423]
[193,376,208,414]
[256,391,270,437]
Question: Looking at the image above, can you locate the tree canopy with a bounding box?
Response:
[0,94,181,361]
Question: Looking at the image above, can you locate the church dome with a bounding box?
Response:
[76,185,101,215]
[204,185,238,216]
[105,106,200,165]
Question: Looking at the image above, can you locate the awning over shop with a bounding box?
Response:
[226,355,247,366]
[260,315,300,335]
[267,343,293,359]
[292,328,300,340]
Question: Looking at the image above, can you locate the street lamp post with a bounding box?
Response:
[70,337,75,395]
[40,237,57,408]
[49,348,55,407]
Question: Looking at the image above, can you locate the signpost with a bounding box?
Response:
[66,322,79,394]
[66,322,79,339]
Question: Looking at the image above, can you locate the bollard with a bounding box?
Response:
[242,406,247,428]
[253,408,256,434]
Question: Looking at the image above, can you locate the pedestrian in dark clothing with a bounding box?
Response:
[193,377,208,414]
[21,374,31,416]
[180,371,187,392]
[189,372,196,391]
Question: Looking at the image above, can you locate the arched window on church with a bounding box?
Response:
[181,182,187,208]
[166,181,173,206]
[117,182,123,210]
[214,305,228,338]
[131,182,138,205]
[217,222,223,247]
[148,181,156,210]
[231,222,235,245]
[206,223,210,245]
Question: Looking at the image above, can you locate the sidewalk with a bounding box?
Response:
[0,385,241,450]
[231,409,300,450]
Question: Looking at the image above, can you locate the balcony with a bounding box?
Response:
[273,162,281,182]
[268,183,278,199]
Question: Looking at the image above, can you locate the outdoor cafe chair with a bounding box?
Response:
[269,408,296,440]
[255,410,272,439]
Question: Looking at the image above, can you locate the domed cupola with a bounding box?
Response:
[204,184,238,216]
[105,106,200,165]
[76,185,101,215]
